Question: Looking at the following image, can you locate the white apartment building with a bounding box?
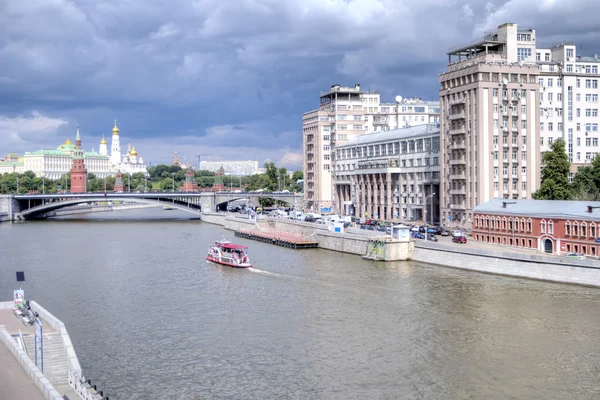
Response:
[536,43,600,177]
[302,84,440,212]
[333,124,441,223]
[439,23,541,228]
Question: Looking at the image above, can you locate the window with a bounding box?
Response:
[541,219,547,234]
[582,222,587,237]
[493,88,498,97]
[591,223,596,238]
[573,222,579,236]
[323,164,330,171]
[528,219,532,232]
[548,220,554,234]
[517,48,531,61]
[566,48,574,58]
[565,221,571,235]
[323,145,330,151]
[548,78,553,87]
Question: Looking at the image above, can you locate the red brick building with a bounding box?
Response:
[473,199,600,256]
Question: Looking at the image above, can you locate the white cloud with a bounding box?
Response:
[0,111,68,154]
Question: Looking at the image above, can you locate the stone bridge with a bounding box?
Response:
[0,192,302,220]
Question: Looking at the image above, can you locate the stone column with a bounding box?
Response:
[386,171,392,221]
[365,174,372,219]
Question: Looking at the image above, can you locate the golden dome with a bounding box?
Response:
[100,134,107,145]
[64,137,72,145]
[130,147,138,156]
[112,119,120,135]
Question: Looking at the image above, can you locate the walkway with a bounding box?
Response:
[0,341,45,400]
[0,307,79,400]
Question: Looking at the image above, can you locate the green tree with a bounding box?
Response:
[533,138,571,200]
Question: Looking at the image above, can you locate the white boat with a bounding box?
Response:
[206,239,252,268]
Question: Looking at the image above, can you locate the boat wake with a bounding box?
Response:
[248,267,279,277]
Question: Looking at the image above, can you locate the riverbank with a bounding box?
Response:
[201,212,600,288]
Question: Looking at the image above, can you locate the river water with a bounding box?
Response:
[0,209,599,400]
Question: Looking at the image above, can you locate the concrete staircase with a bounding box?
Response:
[22,333,70,386]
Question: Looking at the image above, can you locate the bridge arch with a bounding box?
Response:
[15,197,202,220]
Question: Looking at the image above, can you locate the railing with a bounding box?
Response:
[69,371,107,400]
[19,329,27,355]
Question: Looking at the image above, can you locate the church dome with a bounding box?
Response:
[130,147,138,156]
[100,135,107,145]
[112,120,120,135]
[64,138,72,145]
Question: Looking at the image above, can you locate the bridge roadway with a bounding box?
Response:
[7,192,303,220]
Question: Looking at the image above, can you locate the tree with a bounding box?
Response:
[533,138,571,200]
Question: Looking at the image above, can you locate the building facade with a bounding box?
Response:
[302,84,440,213]
[439,23,541,228]
[0,153,25,174]
[473,198,600,257]
[199,160,259,176]
[333,124,441,222]
[18,121,147,179]
[536,43,600,176]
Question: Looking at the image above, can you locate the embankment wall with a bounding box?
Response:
[413,241,600,287]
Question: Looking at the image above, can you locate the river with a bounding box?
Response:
[0,208,599,399]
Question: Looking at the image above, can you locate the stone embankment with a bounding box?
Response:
[201,212,413,261]
[201,212,600,287]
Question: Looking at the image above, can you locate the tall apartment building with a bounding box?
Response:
[536,43,600,176]
[439,23,541,228]
[302,84,440,212]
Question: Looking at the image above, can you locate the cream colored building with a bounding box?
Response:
[333,124,441,222]
[302,84,440,212]
[535,43,600,177]
[439,23,541,228]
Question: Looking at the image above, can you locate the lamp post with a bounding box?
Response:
[172,173,175,192]
[16,177,19,194]
[425,192,436,240]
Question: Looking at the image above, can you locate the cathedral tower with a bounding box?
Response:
[110,120,121,165]
[70,127,87,193]
[99,134,108,156]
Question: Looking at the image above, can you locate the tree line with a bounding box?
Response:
[0,162,303,194]
[534,138,600,201]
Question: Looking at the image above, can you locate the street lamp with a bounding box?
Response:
[425,192,436,241]
[172,173,175,192]
[16,177,19,194]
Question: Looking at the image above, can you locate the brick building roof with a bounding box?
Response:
[474,199,600,220]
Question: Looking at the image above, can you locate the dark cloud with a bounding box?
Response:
[1,0,599,166]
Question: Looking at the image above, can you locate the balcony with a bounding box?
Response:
[449,126,466,135]
[450,142,466,150]
[449,173,466,180]
[450,188,466,195]
[373,119,387,125]
[502,141,509,148]
[449,158,466,165]
[502,126,509,133]
[448,97,466,105]
[449,111,466,120]
[450,204,467,210]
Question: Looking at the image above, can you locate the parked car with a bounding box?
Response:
[426,234,438,242]
[440,230,450,236]
[452,235,467,244]
[565,253,585,260]
[412,232,425,239]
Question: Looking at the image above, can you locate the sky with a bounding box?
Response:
[2,0,600,168]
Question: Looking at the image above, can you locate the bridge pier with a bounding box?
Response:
[0,195,22,221]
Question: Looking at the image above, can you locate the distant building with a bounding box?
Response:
[473,199,600,256]
[333,124,441,222]
[302,83,439,212]
[0,153,25,174]
[70,127,87,193]
[199,160,259,176]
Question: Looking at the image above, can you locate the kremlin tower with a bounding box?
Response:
[110,120,121,165]
[70,127,87,193]
[114,172,124,192]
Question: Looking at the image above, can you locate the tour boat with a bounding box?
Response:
[206,240,252,268]
[163,205,175,210]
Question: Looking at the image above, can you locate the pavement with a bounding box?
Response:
[0,307,79,400]
[0,340,45,400]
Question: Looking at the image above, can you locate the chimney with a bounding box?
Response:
[503,202,507,208]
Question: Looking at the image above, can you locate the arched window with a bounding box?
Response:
[527,218,532,232]
[474,215,479,228]
[496,216,501,229]
[520,218,526,231]
[502,217,507,230]
[573,221,579,236]
[581,222,587,237]
[591,222,596,238]
[541,219,547,234]
[565,220,571,236]
[509,217,514,230]
[486,216,490,228]
[548,220,554,234]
